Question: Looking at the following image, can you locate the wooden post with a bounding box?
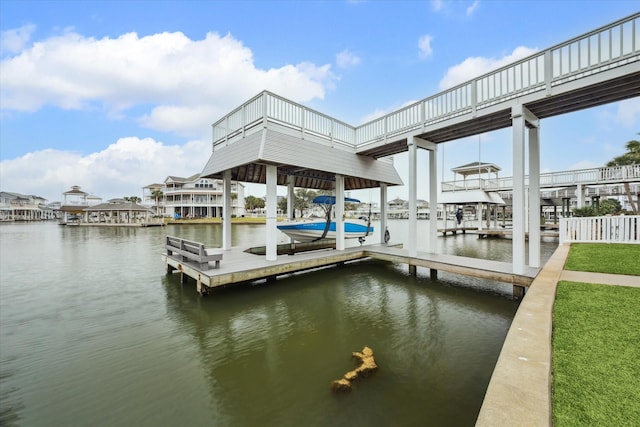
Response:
[430,268,438,280]
[513,285,525,300]
[409,264,417,276]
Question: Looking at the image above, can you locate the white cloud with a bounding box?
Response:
[0,137,209,202]
[0,24,36,54]
[431,0,444,12]
[418,34,434,60]
[466,0,480,16]
[0,29,335,136]
[336,49,361,69]
[439,46,538,90]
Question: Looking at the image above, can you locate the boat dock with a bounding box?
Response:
[163,237,539,299]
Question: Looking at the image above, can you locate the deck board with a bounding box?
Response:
[162,242,539,292]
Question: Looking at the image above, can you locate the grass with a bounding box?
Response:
[563,243,640,276]
[553,281,640,426]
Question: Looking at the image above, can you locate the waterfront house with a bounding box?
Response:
[143,173,245,219]
[0,191,55,221]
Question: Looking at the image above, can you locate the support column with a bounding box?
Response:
[287,176,295,220]
[428,147,438,254]
[222,170,232,250]
[335,174,345,250]
[408,137,418,257]
[380,183,388,244]
[576,184,585,209]
[477,202,483,231]
[266,165,278,261]
[512,106,526,275]
[528,125,541,268]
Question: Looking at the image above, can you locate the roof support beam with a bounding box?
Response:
[427,145,438,254]
[407,137,418,257]
[266,165,278,261]
[222,170,232,251]
[529,124,541,268]
[335,174,345,251]
[512,105,540,275]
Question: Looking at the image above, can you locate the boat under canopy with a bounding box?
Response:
[277,196,374,243]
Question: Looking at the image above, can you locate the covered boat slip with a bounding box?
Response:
[201,122,403,259]
[201,14,639,273]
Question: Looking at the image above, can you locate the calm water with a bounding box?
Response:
[0,221,557,426]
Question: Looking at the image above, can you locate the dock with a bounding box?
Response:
[473,229,559,239]
[437,227,478,236]
[163,237,539,299]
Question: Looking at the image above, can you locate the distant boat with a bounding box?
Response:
[277,196,374,243]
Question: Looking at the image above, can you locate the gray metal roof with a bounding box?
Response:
[451,162,502,176]
[201,127,403,191]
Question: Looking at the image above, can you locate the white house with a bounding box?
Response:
[143,174,245,219]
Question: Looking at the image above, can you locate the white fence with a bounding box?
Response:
[559,216,640,243]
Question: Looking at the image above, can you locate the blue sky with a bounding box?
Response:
[1,0,638,202]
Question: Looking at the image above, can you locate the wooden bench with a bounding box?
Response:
[166,236,222,270]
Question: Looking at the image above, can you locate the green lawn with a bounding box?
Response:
[563,243,640,276]
[553,281,640,426]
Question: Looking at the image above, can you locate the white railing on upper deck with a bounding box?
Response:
[212,91,356,150]
[355,13,638,148]
[559,215,640,243]
[212,14,639,151]
[441,164,640,192]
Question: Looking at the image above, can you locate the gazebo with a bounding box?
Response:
[83,201,161,226]
[440,162,505,230]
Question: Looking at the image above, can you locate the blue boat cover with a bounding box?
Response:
[312,195,361,205]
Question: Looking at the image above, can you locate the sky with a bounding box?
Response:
[1,0,639,203]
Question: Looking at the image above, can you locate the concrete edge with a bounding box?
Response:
[475,244,571,427]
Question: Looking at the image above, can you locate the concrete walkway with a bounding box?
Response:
[476,244,640,426]
[559,270,640,287]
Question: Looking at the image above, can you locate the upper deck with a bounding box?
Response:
[212,14,639,159]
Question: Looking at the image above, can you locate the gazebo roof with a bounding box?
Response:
[439,190,505,205]
[451,162,501,176]
[63,185,89,195]
[84,202,151,212]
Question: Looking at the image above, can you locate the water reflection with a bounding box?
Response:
[162,258,518,426]
[0,222,551,426]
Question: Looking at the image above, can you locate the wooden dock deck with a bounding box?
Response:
[472,229,559,239]
[437,227,478,236]
[162,239,539,298]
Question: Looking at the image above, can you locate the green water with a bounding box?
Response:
[0,222,556,426]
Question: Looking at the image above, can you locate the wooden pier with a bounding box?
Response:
[473,229,559,239]
[163,237,539,299]
[438,227,478,236]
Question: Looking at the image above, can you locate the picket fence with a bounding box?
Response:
[559,216,640,244]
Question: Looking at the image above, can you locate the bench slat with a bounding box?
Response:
[165,236,223,269]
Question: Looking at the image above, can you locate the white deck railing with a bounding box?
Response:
[559,215,640,243]
[212,14,638,150]
[441,165,640,192]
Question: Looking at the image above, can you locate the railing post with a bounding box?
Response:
[262,92,268,127]
[544,50,552,95]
